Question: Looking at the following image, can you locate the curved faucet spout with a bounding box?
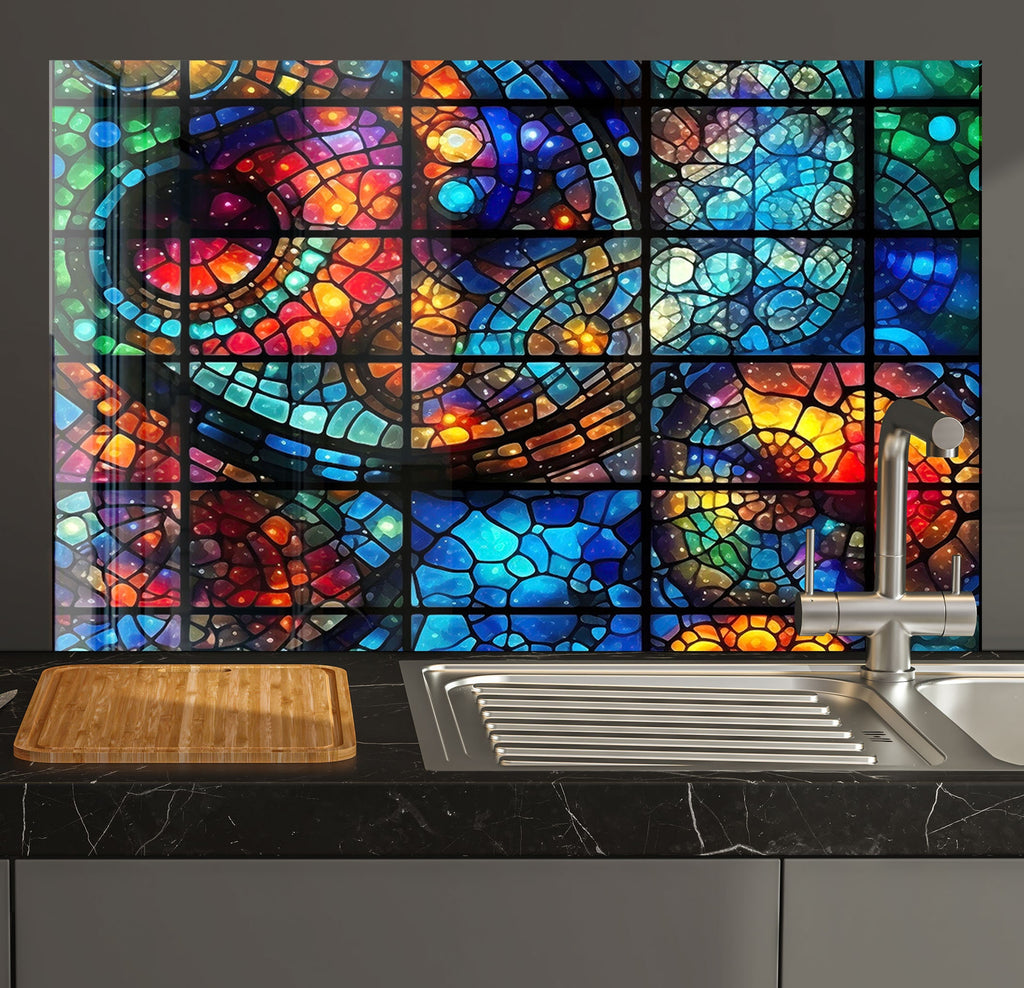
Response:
[877,399,965,598]
[879,397,965,458]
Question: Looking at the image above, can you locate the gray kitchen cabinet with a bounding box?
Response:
[0,863,8,988]
[782,859,1024,988]
[15,859,779,988]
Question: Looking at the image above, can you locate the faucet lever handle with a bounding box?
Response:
[805,528,815,596]
[951,554,962,595]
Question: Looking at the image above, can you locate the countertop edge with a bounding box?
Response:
[3,651,1024,858]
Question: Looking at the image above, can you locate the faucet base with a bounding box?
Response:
[862,619,914,683]
[860,664,916,684]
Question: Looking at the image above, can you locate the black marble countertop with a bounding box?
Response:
[2,651,1024,858]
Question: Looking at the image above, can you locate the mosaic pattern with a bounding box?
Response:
[874,362,980,483]
[651,105,858,230]
[55,489,181,609]
[53,105,180,233]
[52,60,981,654]
[188,105,403,231]
[412,237,642,356]
[650,613,859,652]
[412,613,643,652]
[913,634,979,652]
[412,61,641,99]
[652,61,864,99]
[189,611,402,651]
[906,488,979,595]
[53,236,182,357]
[906,487,981,651]
[875,239,980,355]
[54,60,182,98]
[411,361,641,482]
[874,61,981,99]
[412,104,641,230]
[411,490,641,608]
[55,613,181,651]
[651,362,866,484]
[55,361,180,484]
[651,488,866,608]
[190,60,402,99]
[189,361,403,484]
[190,237,403,356]
[190,490,402,608]
[650,238,864,355]
[875,106,980,230]
[52,100,182,356]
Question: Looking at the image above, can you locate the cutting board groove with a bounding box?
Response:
[13,664,356,763]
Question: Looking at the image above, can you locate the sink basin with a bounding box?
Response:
[917,678,1024,765]
[402,660,1024,773]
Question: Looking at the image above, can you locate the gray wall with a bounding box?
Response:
[2,1,1017,651]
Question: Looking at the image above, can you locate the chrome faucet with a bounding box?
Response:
[795,398,977,682]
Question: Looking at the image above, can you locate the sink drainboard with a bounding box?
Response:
[401,662,946,772]
[472,682,876,768]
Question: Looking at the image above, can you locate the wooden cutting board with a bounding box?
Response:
[13,664,356,763]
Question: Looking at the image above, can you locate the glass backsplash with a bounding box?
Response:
[51,60,981,653]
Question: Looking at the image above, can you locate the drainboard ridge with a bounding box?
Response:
[470,681,877,768]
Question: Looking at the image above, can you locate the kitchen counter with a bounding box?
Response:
[1,651,1024,858]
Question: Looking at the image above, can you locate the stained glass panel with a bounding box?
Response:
[905,488,979,595]
[651,362,866,483]
[875,238,979,355]
[190,60,403,99]
[651,105,860,230]
[874,61,981,99]
[189,611,403,651]
[51,60,982,654]
[55,613,181,651]
[53,236,182,357]
[187,105,403,232]
[53,104,180,233]
[652,61,864,99]
[875,106,980,230]
[411,490,641,609]
[913,634,979,652]
[874,362,980,483]
[650,237,864,355]
[189,361,404,484]
[907,487,980,651]
[650,613,860,652]
[55,489,181,609]
[651,488,866,608]
[412,237,642,356]
[55,360,180,484]
[190,238,403,357]
[410,361,640,482]
[412,104,641,230]
[53,60,183,98]
[412,61,641,99]
[411,612,643,652]
[189,489,402,608]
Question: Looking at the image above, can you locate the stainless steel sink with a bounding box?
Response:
[400,659,1024,773]
[917,678,1024,765]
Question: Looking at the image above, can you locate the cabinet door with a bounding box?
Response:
[16,859,779,988]
[0,862,8,988]
[783,860,1024,988]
